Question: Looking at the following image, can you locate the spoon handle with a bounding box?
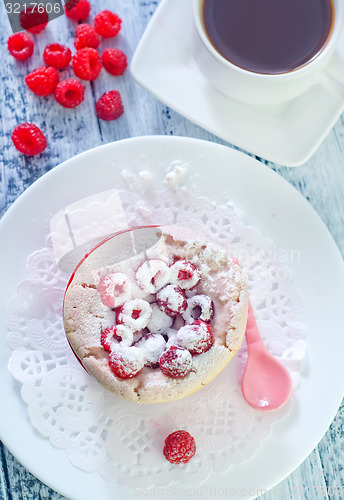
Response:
[245,300,263,347]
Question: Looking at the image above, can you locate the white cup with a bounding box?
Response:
[193,0,344,105]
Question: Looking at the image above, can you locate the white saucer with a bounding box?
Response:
[130,0,344,167]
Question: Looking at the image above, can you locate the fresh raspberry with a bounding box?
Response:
[101,326,117,352]
[135,259,170,294]
[176,320,214,355]
[94,10,122,38]
[182,295,214,324]
[43,43,71,69]
[169,260,201,290]
[25,66,59,97]
[98,272,131,309]
[19,6,48,34]
[72,48,102,81]
[11,123,47,156]
[163,430,196,464]
[7,33,34,61]
[101,324,133,351]
[117,299,152,332]
[54,79,85,108]
[109,344,144,379]
[64,0,90,21]
[159,346,192,378]
[156,285,187,317]
[95,90,124,121]
[102,48,127,76]
[74,23,100,50]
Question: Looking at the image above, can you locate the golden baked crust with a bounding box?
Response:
[63,225,248,403]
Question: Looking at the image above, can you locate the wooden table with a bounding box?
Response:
[1,0,343,498]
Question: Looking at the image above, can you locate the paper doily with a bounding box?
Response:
[7,163,306,489]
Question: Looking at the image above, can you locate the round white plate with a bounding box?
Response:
[1,136,343,500]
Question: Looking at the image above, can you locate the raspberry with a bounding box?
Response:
[147,302,173,335]
[102,48,127,76]
[159,346,192,378]
[109,344,144,379]
[98,272,131,309]
[169,260,201,290]
[11,123,47,156]
[95,90,124,121]
[72,48,102,81]
[156,285,187,317]
[7,33,34,61]
[101,326,117,352]
[94,10,122,38]
[182,295,214,324]
[135,259,170,294]
[176,320,214,355]
[117,299,152,332]
[101,324,133,351]
[64,0,90,21]
[135,333,166,368]
[54,79,85,108]
[43,43,71,69]
[19,6,48,34]
[74,23,100,50]
[25,66,59,97]
[163,430,196,464]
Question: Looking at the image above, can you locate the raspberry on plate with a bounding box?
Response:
[64,0,90,21]
[163,430,196,464]
[43,43,71,69]
[74,23,100,50]
[7,33,34,61]
[159,346,192,378]
[72,48,102,81]
[94,10,122,38]
[102,48,127,76]
[95,90,124,121]
[54,79,85,108]
[25,66,59,97]
[11,123,47,156]
[19,6,48,34]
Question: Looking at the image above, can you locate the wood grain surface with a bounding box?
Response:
[0,0,343,499]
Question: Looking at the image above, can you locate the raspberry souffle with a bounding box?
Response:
[63,225,248,403]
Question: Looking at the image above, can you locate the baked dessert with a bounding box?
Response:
[63,225,248,403]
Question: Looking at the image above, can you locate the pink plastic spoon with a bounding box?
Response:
[241,299,292,411]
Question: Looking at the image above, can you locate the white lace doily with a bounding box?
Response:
[7,163,306,489]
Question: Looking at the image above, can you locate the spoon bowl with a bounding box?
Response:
[242,300,293,411]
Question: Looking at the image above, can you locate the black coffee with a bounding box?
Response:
[202,0,334,74]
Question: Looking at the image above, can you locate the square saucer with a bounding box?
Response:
[130,0,344,166]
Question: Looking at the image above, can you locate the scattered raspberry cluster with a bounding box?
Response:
[7,0,127,155]
[98,259,215,380]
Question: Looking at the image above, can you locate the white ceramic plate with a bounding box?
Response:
[130,0,344,167]
[1,136,343,500]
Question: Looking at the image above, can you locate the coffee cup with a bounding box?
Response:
[193,0,344,105]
